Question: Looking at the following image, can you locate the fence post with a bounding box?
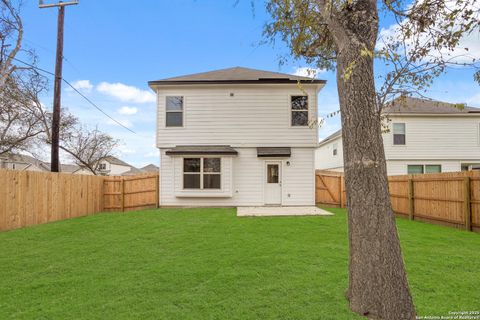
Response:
[408,175,415,220]
[340,175,345,208]
[155,174,160,208]
[121,178,125,212]
[464,177,471,231]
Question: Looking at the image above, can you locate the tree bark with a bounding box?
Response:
[335,14,416,320]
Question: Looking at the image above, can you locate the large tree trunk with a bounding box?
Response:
[335,23,416,320]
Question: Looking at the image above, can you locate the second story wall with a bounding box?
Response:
[155,84,320,148]
[384,115,480,160]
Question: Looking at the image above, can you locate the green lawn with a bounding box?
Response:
[0,208,478,320]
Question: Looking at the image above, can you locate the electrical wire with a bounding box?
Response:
[11,57,137,134]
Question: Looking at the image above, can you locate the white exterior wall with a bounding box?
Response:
[159,147,315,206]
[315,136,344,172]
[383,115,480,160]
[315,115,480,175]
[155,84,319,148]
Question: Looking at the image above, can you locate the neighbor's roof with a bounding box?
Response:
[319,130,342,145]
[141,164,159,172]
[384,96,480,114]
[149,67,326,86]
[103,156,132,167]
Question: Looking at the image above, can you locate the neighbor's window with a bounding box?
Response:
[393,123,406,145]
[97,163,106,170]
[407,165,424,174]
[291,96,308,126]
[333,143,338,156]
[166,96,183,127]
[407,164,441,174]
[183,158,221,189]
[425,165,441,173]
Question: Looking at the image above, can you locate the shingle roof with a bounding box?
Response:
[141,164,159,172]
[384,96,480,114]
[319,130,342,145]
[103,156,132,167]
[149,67,326,86]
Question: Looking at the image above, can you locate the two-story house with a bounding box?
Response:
[316,97,480,175]
[149,67,325,206]
[95,156,135,176]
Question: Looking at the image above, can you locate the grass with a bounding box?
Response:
[0,208,479,319]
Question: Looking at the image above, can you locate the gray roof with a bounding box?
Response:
[103,156,132,167]
[141,164,159,172]
[319,130,342,145]
[149,67,326,86]
[384,96,480,114]
[165,145,238,156]
[121,167,144,176]
[1,153,48,170]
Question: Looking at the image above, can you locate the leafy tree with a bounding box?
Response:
[264,0,478,318]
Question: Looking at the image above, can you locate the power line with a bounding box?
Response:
[12,57,137,134]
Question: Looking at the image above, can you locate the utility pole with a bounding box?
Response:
[39,0,78,172]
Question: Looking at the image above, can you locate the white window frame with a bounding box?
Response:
[290,95,309,127]
[333,142,338,156]
[407,164,442,174]
[392,122,406,146]
[165,96,184,128]
[182,157,221,190]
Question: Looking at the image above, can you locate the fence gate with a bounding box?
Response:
[315,171,344,207]
[103,173,159,212]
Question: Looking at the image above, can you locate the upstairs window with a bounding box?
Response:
[183,158,221,189]
[291,96,308,126]
[393,123,406,145]
[333,143,338,156]
[166,96,183,127]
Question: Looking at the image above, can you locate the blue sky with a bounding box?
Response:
[20,0,479,167]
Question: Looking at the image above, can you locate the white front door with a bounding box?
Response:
[264,161,282,205]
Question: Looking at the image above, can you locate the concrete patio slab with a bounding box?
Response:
[237,206,333,217]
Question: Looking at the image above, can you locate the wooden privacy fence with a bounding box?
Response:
[0,169,159,232]
[103,174,159,212]
[316,170,480,232]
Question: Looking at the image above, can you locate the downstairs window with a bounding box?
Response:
[183,158,221,189]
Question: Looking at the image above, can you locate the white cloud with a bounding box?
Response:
[467,93,480,107]
[106,118,133,128]
[118,106,138,115]
[292,67,325,78]
[117,145,136,155]
[67,80,93,92]
[97,82,156,104]
[144,150,160,158]
[377,1,480,64]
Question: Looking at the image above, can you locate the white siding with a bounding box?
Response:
[315,115,480,175]
[384,116,480,160]
[159,147,315,206]
[155,84,319,148]
[386,160,461,176]
[315,136,344,171]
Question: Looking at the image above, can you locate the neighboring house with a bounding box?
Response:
[141,164,159,173]
[315,97,480,175]
[0,154,47,172]
[149,66,325,206]
[96,156,134,176]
